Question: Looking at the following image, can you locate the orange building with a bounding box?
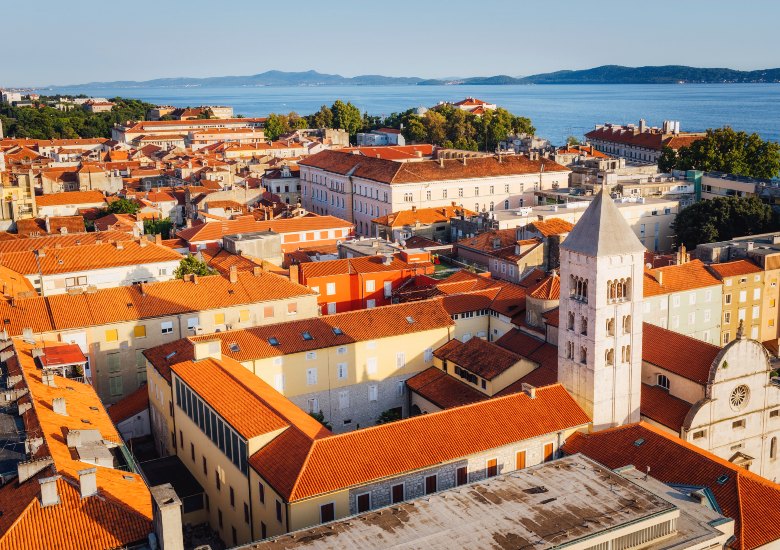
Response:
[298,251,434,314]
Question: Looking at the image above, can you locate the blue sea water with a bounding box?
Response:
[47,83,780,145]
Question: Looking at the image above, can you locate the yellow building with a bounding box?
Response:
[706,260,764,343]
[145,340,589,546]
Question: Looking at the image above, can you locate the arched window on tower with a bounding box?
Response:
[571,275,589,303]
[581,316,588,336]
[623,315,632,334]
[605,348,614,366]
[606,318,615,336]
[621,345,631,362]
[580,346,587,364]
[657,374,670,390]
[568,312,575,331]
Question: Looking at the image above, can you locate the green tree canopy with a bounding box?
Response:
[107,198,140,215]
[658,127,780,179]
[331,100,363,136]
[672,196,779,249]
[173,255,216,279]
[143,218,173,239]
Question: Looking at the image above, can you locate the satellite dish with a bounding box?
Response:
[645,263,653,269]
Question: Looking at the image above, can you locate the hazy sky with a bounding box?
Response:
[3,0,779,86]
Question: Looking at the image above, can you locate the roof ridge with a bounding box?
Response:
[287,428,321,499]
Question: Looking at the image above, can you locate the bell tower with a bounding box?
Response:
[557,189,645,430]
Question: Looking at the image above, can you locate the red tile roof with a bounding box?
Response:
[176,215,353,243]
[642,323,721,384]
[707,259,763,279]
[35,190,107,207]
[527,273,560,300]
[563,422,780,550]
[434,337,521,380]
[0,231,135,254]
[643,259,722,297]
[640,383,692,432]
[585,127,704,151]
[405,367,488,409]
[299,150,569,185]
[107,383,150,424]
[372,205,476,227]
[526,218,574,237]
[37,343,86,368]
[299,254,426,280]
[251,384,589,501]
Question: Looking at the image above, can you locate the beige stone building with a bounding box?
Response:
[706,260,764,344]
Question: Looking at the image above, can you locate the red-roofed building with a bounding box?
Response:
[585,119,704,164]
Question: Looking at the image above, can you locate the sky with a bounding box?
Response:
[3,0,779,86]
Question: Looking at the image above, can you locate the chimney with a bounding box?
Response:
[192,275,198,285]
[383,255,392,266]
[42,372,56,387]
[228,265,238,284]
[139,282,147,296]
[31,347,43,359]
[39,475,61,507]
[78,468,97,498]
[253,266,263,276]
[411,205,416,212]
[155,233,163,245]
[461,156,467,166]
[521,383,536,399]
[95,239,102,245]
[194,339,222,361]
[150,483,184,550]
[186,218,192,228]
[657,271,663,286]
[287,264,299,284]
[114,241,123,250]
[52,397,67,415]
[439,158,444,168]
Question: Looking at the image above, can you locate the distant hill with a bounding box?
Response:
[47,66,780,89]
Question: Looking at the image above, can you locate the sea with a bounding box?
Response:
[46,83,780,145]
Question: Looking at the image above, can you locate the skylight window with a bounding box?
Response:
[268,337,280,346]
[302,331,314,341]
[406,316,415,324]
[716,474,729,485]
[229,343,240,353]
[633,438,645,447]
[165,351,177,360]
[332,327,344,336]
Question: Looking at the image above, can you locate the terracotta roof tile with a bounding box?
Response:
[176,215,352,243]
[0,231,133,254]
[527,218,574,237]
[527,273,560,300]
[107,383,150,424]
[434,337,520,380]
[372,205,476,228]
[707,259,763,279]
[643,322,721,384]
[35,191,107,207]
[643,259,722,297]
[640,383,692,432]
[405,367,488,409]
[299,150,569,185]
[251,384,589,501]
[563,422,780,550]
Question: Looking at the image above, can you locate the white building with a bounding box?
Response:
[299,150,570,236]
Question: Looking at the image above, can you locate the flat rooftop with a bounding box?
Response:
[243,453,731,550]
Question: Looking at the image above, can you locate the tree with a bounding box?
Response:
[566,135,581,146]
[107,198,140,215]
[403,116,427,143]
[376,408,402,425]
[657,146,678,173]
[308,104,333,129]
[173,255,216,279]
[143,217,173,239]
[263,113,288,141]
[331,100,363,136]
[672,196,779,250]
[662,127,780,179]
[309,410,332,430]
[423,110,447,145]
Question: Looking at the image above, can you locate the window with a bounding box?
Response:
[337,363,348,380]
[320,502,335,523]
[230,486,235,508]
[739,290,747,303]
[724,311,731,324]
[105,329,119,342]
[231,527,237,546]
[754,288,761,300]
[214,313,225,326]
[338,390,350,410]
[723,332,731,344]
[202,456,207,475]
[368,384,378,402]
[239,309,250,323]
[306,368,317,385]
[261,522,267,539]
[486,458,498,477]
[306,351,317,360]
[276,500,283,523]
[772,437,778,460]
[458,188,463,197]
[725,293,732,305]
[134,325,146,338]
[109,375,123,396]
[543,442,554,462]
[366,357,377,375]
[264,305,275,319]
[187,317,198,331]
[391,483,405,503]
[190,443,195,461]
[692,430,706,439]
[107,353,121,373]
[672,296,680,308]
[161,321,173,334]
[657,374,670,389]
[307,398,319,414]
[287,302,298,315]
[732,419,746,429]
[516,450,527,470]
[424,347,433,362]
[356,493,370,513]
[425,475,437,495]
[730,385,750,411]
[218,509,223,528]
[396,352,406,369]
[244,502,250,523]
[705,289,712,302]
[771,409,780,418]
[326,282,336,295]
[258,483,265,504]
[456,466,468,486]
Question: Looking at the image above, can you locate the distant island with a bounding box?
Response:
[42,65,780,90]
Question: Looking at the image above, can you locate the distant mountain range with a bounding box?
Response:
[48,65,780,89]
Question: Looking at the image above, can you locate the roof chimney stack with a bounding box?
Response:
[521,383,536,399]
[39,475,61,507]
[78,468,97,498]
[52,397,67,415]
[228,265,238,284]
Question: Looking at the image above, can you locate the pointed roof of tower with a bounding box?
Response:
[561,189,645,257]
